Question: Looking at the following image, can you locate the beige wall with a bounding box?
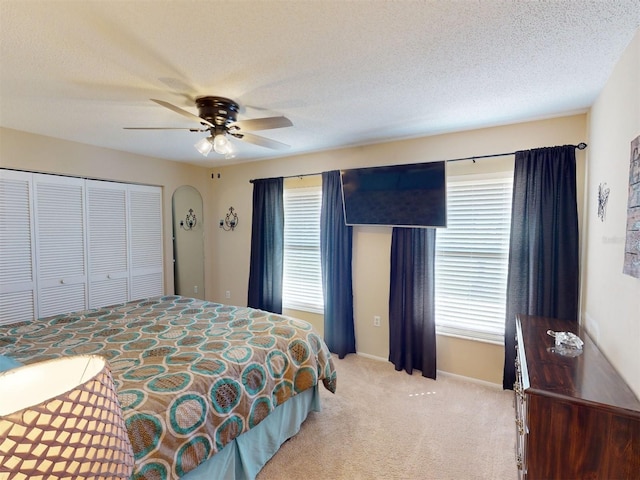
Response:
[1,111,598,387]
[210,114,587,385]
[583,30,640,397]
[172,185,205,299]
[0,127,212,296]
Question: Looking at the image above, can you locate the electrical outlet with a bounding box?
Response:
[193,285,198,294]
[225,290,231,299]
[373,315,381,327]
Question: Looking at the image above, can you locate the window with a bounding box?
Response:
[435,175,513,344]
[283,185,324,313]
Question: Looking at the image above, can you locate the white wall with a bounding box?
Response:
[583,30,640,397]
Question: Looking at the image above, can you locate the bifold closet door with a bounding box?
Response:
[1,170,164,323]
[0,170,37,325]
[86,180,129,308]
[33,174,87,318]
[129,184,164,299]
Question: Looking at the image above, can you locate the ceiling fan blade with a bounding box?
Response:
[231,116,292,131]
[123,127,203,131]
[151,98,214,128]
[157,77,198,101]
[235,132,290,150]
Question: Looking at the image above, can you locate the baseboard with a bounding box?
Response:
[354,351,388,362]
[352,352,503,390]
[437,370,503,390]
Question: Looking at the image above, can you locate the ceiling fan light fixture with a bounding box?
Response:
[195,136,213,156]
[133,96,292,156]
[213,134,232,155]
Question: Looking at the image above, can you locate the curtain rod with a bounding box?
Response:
[447,142,587,163]
[249,142,587,183]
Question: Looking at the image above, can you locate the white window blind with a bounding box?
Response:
[435,175,512,344]
[283,186,324,314]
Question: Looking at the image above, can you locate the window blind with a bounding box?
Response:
[435,176,513,344]
[283,186,324,314]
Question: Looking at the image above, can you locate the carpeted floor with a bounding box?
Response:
[258,354,518,479]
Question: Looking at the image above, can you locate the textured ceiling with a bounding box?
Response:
[1,1,638,167]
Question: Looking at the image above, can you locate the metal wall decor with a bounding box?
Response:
[180,208,197,230]
[597,183,610,222]
[220,207,238,231]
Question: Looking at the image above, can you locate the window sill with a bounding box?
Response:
[435,328,504,346]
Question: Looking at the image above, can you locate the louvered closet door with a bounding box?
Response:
[34,174,87,318]
[86,180,129,308]
[129,184,164,299]
[0,170,37,325]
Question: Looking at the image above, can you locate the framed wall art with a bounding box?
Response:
[623,134,640,278]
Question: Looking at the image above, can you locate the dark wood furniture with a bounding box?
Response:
[515,314,640,479]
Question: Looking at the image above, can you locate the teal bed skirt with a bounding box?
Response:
[182,385,320,480]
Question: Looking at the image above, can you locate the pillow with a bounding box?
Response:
[0,355,23,372]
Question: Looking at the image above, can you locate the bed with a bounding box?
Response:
[0,295,337,479]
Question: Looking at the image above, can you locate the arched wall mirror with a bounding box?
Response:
[172,185,205,299]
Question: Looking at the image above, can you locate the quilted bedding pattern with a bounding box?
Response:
[0,296,337,479]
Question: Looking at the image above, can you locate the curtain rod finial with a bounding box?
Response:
[577,142,587,150]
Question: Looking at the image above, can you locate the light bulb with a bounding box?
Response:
[213,134,232,154]
[194,136,213,156]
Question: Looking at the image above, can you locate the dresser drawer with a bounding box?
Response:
[514,314,640,479]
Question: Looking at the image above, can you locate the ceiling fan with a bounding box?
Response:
[125,96,293,157]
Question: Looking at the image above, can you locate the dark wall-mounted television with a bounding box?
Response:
[340,161,446,228]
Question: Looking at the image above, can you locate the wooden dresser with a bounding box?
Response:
[514,314,640,479]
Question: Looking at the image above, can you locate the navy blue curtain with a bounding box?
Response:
[503,145,579,389]
[248,177,284,314]
[321,170,356,359]
[389,227,437,379]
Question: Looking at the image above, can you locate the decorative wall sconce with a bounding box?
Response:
[220,207,238,231]
[180,208,197,230]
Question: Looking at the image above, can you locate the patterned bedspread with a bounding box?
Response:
[0,296,337,479]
